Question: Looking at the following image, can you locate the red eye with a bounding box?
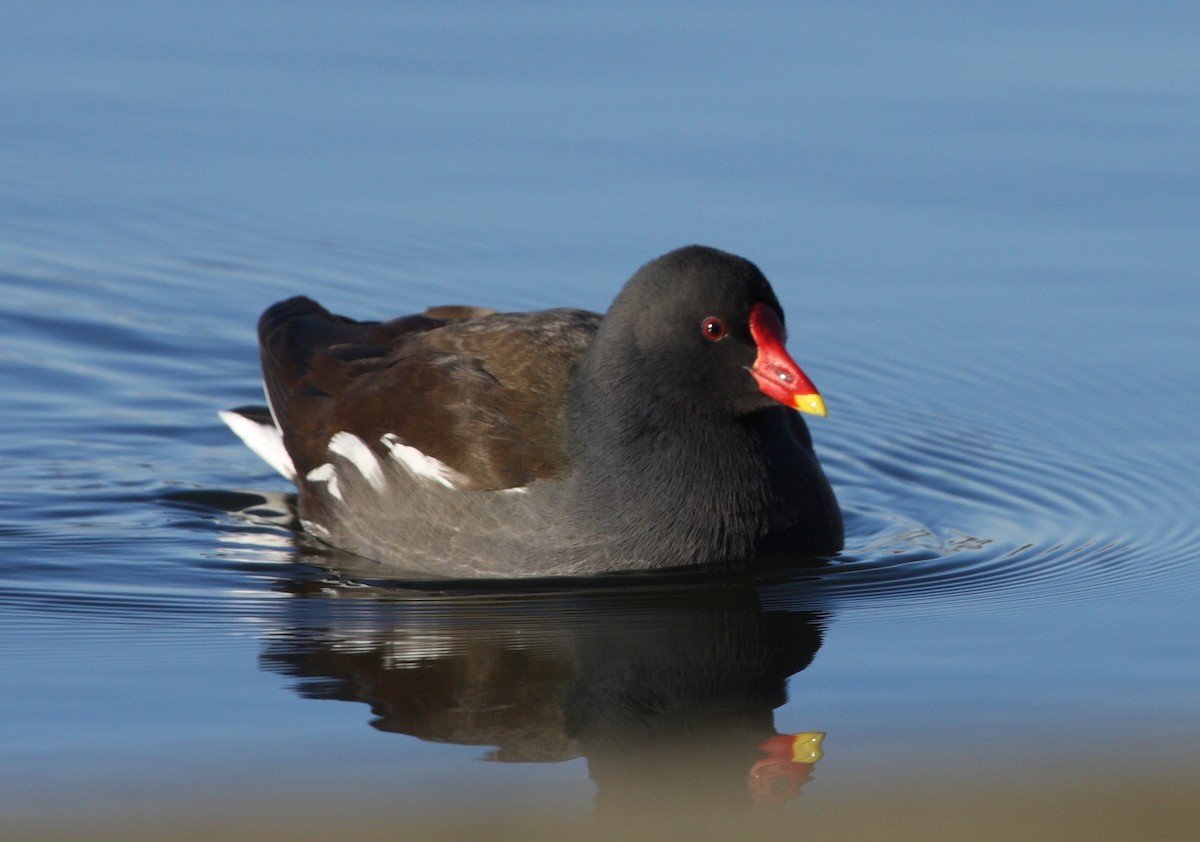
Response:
[701,316,727,341]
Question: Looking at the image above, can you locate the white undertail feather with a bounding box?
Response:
[218,410,296,481]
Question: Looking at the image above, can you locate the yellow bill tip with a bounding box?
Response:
[794,393,828,417]
[789,732,826,764]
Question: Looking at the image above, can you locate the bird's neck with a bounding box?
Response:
[564,399,779,565]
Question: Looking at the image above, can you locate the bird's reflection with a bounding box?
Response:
[173,488,833,815]
[261,563,829,815]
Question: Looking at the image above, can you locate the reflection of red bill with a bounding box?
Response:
[749,732,826,807]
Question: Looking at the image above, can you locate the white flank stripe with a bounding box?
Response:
[299,519,331,540]
[306,463,342,500]
[328,432,385,490]
[380,433,457,489]
[219,410,296,480]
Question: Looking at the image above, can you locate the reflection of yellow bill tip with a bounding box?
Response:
[789,732,825,764]
[794,393,828,418]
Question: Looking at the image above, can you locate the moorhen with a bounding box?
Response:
[221,245,842,576]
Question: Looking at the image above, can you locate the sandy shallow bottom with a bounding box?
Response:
[11,766,1198,842]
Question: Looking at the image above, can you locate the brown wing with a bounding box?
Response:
[258,296,600,490]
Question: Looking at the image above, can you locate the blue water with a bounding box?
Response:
[3,2,1199,837]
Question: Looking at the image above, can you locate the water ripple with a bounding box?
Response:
[3,250,1196,626]
[808,348,1200,610]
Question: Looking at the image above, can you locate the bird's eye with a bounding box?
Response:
[701,316,727,341]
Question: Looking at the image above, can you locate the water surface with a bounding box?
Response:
[3,2,1199,838]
